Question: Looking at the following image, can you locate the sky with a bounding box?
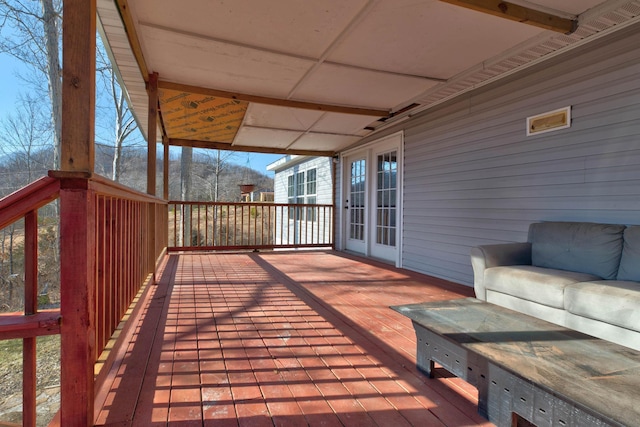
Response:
[0,54,25,118]
[0,53,282,176]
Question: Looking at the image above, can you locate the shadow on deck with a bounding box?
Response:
[95,250,491,427]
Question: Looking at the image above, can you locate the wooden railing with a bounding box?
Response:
[92,178,168,361]
[54,172,167,425]
[0,176,61,427]
[0,173,168,427]
[168,201,334,251]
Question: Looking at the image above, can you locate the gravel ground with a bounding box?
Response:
[0,336,61,426]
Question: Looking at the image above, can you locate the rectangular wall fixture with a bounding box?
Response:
[527,106,571,136]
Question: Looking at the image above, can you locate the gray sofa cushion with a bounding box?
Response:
[565,281,640,332]
[484,265,600,309]
[618,226,640,281]
[528,221,625,280]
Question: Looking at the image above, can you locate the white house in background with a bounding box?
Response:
[267,155,334,247]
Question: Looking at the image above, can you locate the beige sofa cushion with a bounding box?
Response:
[618,226,640,281]
[484,266,600,309]
[528,221,625,280]
[565,281,640,332]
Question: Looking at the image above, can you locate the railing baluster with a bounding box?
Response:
[261,205,265,246]
[96,196,105,352]
[172,203,176,247]
[205,204,209,246]
[280,205,284,246]
[197,204,201,246]
[225,205,229,246]
[240,204,244,246]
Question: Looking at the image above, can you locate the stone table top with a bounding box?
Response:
[392,298,640,427]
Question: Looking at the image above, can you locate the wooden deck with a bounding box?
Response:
[94,250,492,427]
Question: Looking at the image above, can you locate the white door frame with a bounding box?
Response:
[340,131,404,267]
[343,154,368,255]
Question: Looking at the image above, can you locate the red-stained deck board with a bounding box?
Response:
[95,251,491,427]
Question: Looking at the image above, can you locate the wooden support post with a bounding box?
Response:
[163,135,169,200]
[147,72,159,196]
[61,0,96,173]
[23,210,38,427]
[59,180,97,426]
[60,0,97,424]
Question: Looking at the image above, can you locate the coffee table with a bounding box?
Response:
[392,298,640,427]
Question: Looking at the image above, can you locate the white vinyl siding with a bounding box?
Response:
[399,27,640,286]
[336,25,640,286]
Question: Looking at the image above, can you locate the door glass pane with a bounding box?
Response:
[349,159,366,241]
[376,150,397,247]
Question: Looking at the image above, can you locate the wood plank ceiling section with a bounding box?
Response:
[158,89,248,145]
[97,0,640,156]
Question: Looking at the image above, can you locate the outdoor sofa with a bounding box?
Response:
[471,221,640,350]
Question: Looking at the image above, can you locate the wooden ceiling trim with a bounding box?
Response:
[243,124,365,138]
[115,0,150,81]
[439,0,578,34]
[168,138,335,157]
[158,80,389,117]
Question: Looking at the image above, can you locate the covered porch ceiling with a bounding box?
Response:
[97,0,640,157]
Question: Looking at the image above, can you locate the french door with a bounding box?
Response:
[345,156,367,254]
[343,133,402,265]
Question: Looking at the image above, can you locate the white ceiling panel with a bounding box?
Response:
[234,127,303,149]
[289,133,362,152]
[140,26,315,98]
[328,0,543,79]
[99,0,640,155]
[243,105,324,131]
[310,113,381,135]
[132,0,369,59]
[293,63,440,110]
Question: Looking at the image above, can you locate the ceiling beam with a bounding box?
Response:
[158,81,389,117]
[439,0,577,34]
[168,138,336,157]
[115,0,150,80]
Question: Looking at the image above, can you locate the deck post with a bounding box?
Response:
[58,178,97,426]
[23,210,38,427]
[147,72,159,196]
[147,73,159,278]
[163,135,169,200]
[60,0,97,424]
[61,0,96,173]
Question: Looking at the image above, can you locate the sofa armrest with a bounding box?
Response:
[470,242,532,300]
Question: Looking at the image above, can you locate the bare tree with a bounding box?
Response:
[95,44,139,182]
[0,94,52,185]
[0,0,62,168]
[109,74,137,181]
[0,93,52,311]
[193,149,237,202]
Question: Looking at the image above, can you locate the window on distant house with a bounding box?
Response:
[306,168,317,221]
[287,168,317,221]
